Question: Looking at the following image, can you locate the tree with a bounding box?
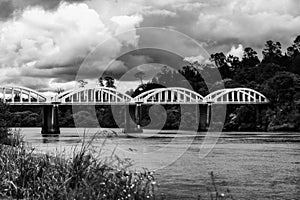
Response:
[131,82,165,97]
[293,35,300,56]
[226,54,240,71]
[55,88,65,94]
[242,47,260,66]
[287,35,300,75]
[262,40,283,63]
[78,80,88,88]
[104,76,116,88]
[97,77,104,87]
[134,71,145,85]
[210,52,227,68]
[0,100,11,142]
[210,52,231,78]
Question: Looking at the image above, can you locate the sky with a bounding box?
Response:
[0,0,300,94]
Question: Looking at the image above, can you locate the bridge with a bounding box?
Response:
[0,85,268,134]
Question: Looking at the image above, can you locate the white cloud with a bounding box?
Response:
[143,9,177,17]
[184,55,206,64]
[0,2,143,89]
[227,44,243,59]
[1,0,300,91]
[110,15,143,46]
[194,0,300,48]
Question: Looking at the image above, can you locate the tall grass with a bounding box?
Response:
[0,128,23,147]
[0,134,157,200]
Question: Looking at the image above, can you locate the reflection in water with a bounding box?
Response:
[42,134,60,144]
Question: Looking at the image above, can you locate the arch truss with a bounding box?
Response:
[0,85,48,104]
[57,87,133,105]
[204,88,268,104]
[0,85,269,105]
[133,87,205,104]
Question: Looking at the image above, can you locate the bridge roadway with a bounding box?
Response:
[1,85,269,134]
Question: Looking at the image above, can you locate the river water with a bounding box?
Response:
[18,128,300,199]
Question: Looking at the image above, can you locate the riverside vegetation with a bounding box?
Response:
[6,36,300,132]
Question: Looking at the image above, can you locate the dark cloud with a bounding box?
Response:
[118,48,186,70]
[0,1,14,19]
[0,0,89,20]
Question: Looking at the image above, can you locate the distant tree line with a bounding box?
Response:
[3,36,300,131]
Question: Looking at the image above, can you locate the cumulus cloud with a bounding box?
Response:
[227,44,243,60]
[143,9,177,17]
[110,15,143,46]
[139,0,300,54]
[0,2,143,90]
[0,0,89,20]
[184,55,206,64]
[1,0,300,92]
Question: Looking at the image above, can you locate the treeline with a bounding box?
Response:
[5,36,300,131]
[127,36,300,131]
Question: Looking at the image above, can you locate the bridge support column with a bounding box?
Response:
[124,105,132,133]
[124,104,143,133]
[41,104,60,135]
[255,105,262,130]
[136,103,142,130]
[195,104,199,130]
[199,104,208,131]
[207,103,212,126]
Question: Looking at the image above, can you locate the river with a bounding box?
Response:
[17,128,300,199]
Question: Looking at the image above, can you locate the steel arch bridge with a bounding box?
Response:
[0,84,269,134]
[203,88,268,104]
[133,87,205,104]
[0,85,269,105]
[0,85,49,105]
[54,87,132,105]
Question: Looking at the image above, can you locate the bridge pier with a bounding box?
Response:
[123,104,143,134]
[135,103,142,130]
[255,104,263,130]
[41,104,60,135]
[199,104,208,131]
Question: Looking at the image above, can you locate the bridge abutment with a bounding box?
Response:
[41,104,60,135]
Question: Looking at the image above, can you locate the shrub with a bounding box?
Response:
[0,137,157,200]
[0,100,11,143]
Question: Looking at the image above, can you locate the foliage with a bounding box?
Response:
[0,137,157,200]
[5,35,300,132]
[0,101,24,146]
[0,100,10,142]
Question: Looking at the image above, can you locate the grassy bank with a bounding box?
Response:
[0,138,157,200]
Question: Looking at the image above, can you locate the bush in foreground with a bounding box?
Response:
[0,140,157,200]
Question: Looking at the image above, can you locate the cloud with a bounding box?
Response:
[1,0,300,92]
[0,2,142,90]
[139,0,300,55]
[227,44,243,60]
[184,55,206,64]
[110,15,143,47]
[0,0,89,20]
[143,9,177,17]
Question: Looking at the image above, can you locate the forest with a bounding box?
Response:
[4,36,300,132]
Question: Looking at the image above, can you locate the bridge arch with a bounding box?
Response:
[58,87,133,104]
[0,85,48,104]
[134,87,205,104]
[204,88,268,104]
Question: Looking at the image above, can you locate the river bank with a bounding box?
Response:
[0,140,158,200]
